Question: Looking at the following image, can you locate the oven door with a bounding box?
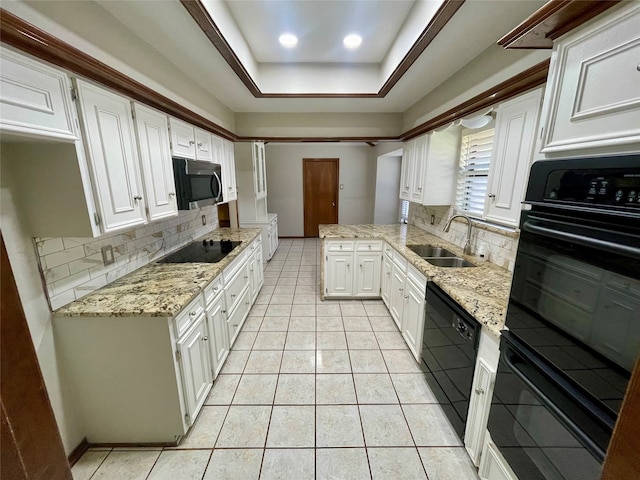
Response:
[489,332,611,480]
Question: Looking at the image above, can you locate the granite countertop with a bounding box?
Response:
[54,228,262,318]
[318,224,514,337]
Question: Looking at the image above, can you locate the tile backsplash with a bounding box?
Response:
[409,203,519,271]
[36,206,219,310]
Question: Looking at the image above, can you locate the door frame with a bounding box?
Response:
[302,158,339,237]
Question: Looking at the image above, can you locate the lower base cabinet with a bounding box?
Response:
[479,433,518,480]
[206,291,229,380]
[240,214,278,264]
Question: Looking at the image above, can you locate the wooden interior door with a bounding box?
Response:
[1,235,72,479]
[303,158,339,237]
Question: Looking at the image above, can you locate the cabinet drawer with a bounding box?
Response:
[227,285,251,346]
[406,263,427,291]
[356,240,383,252]
[384,242,393,258]
[326,240,354,252]
[606,272,640,298]
[174,294,205,338]
[204,275,224,305]
[223,248,248,282]
[225,265,250,312]
[393,250,408,269]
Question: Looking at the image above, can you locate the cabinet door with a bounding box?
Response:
[355,253,381,297]
[227,286,251,346]
[479,434,518,480]
[194,127,213,162]
[410,134,427,203]
[250,246,264,299]
[422,128,460,206]
[389,263,405,328]
[206,294,229,379]
[399,140,413,200]
[541,3,640,155]
[401,279,424,361]
[325,253,353,297]
[485,88,543,226]
[222,139,237,201]
[0,48,76,140]
[253,141,267,199]
[133,103,177,221]
[76,80,146,233]
[381,255,393,308]
[177,315,212,426]
[169,117,195,159]
[465,358,496,465]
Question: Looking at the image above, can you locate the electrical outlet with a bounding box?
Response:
[430,214,435,225]
[101,245,115,266]
[202,215,207,226]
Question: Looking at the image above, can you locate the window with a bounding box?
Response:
[455,128,495,216]
[400,199,409,224]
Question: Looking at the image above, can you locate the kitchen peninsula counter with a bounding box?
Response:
[54,228,261,318]
[319,223,514,337]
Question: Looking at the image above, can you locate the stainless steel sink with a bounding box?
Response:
[425,257,476,268]
[408,244,457,258]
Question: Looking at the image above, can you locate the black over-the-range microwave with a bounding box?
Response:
[172,157,224,210]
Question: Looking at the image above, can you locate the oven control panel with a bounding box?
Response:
[544,168,640,209]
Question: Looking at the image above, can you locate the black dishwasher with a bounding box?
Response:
[420,282,480,440]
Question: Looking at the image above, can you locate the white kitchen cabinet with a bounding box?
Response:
[253,141,267,199]
[326,253,353,297]
[268,215,279,259]
[76,79,147,233]
[389,262,406,329]
[247,238,264,302]
[205,287,229,380]
[221,138,237,202]
[176,313,212,426]
[242,213,278,263]
[355,252,382,297]
[133,103,178,221]
[0,47,77,141]
[324,240,383,299]
[401,129,461,205]
[401,276,425,361]
[194,127,213,162]
[226,283,251,346]
[236,141,274,229]
[381,246,393,308]
[479,433,518,480]
[541,3,640,156]
[485,88,543,226]
[169,117,196,159]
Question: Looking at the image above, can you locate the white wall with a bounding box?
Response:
[265,143,377,236]
[373,154,402,224]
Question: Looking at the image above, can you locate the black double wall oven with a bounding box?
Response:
[487,156,640,480]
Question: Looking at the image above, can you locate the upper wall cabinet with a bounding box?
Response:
[0,48,77,141]
[486,88,543,226]
[253,141,267,199]
[133,103,178,221]
[169,117,214,161]
[222,138,237,202]
[401,128,460,205]
[540,3,640,156]
[76,79,147,232]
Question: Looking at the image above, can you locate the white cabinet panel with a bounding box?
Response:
[486,88,543,226]
[410,135,427,203]
[389,263,405,329]
[76,80,146,233]
[465,358,496,465]
[326,253,353,297]
[222,139,237,202]
[226,285,251,346]
[194,127,213,162]
[0,47,76,141]
[253,141,267,199]
[401,279,424,361]
[421,128,460,206]
[169,117,196,159]
[177,315,212,426]
[399,140,413,200]
[541,3,640,155]
[479,433,518,480]
[206,292,229,380]
[355,253,382,297]
[381,254,393,308]
[133,103,178,221]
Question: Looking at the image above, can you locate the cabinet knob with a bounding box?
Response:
[359,264,362,269]
[198,142,203,147]
[368,244,371,250]
[475,388,485,395]
[233,324,238,328]
[399,288,403,292]
[417,187,422,191]
[189,311,196,316]
[244,276,248,280]
[134,195,142,201]
[347,263,350,268]
[228,186,233,190]
[340,245,343,250]
[189,140,195,145]
[222,310,226,314]
[169,192,175,197]
[203,336,208,341]
[488,193,496,199]
[404,295,409,299]
[231,294,236,298]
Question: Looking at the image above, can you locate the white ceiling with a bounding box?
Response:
[224,0,416,63]
[51,0,547,113]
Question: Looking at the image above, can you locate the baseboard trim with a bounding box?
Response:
[67,437,89,467]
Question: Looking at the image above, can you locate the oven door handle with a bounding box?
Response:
[502,341,608,461]
[523,217,640,259]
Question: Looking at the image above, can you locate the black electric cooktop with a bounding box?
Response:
[158,240,242,264]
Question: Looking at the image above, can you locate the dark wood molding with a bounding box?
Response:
[402,59,550,141]
[498,0,621,49]
[0,9,236,141]
[180,0,464,98]
[378,0,465,96]
[1,235,72,480]
[236,136,399,143]
[67,438,89,467]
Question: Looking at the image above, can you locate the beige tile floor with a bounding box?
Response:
[72,238,479,480]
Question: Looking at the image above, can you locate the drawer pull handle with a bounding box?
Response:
[233,324,238,328]
[475,388,485,395]
[133,195,142,201]
[231,294,236,298]
[203,336,208,341]
[190,311,197,316]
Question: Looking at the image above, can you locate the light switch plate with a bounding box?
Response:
[101,245,115,266]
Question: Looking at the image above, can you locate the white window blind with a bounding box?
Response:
[400,200,409,224]
[456,128,495,216]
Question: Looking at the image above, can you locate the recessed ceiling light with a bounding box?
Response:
[343,34,362,49]
[279,33,298,48]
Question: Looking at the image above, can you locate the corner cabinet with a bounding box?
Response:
[75,79,147,233]
[0,47,77,141]
[540,3,640,156]
[133,103,178,221]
